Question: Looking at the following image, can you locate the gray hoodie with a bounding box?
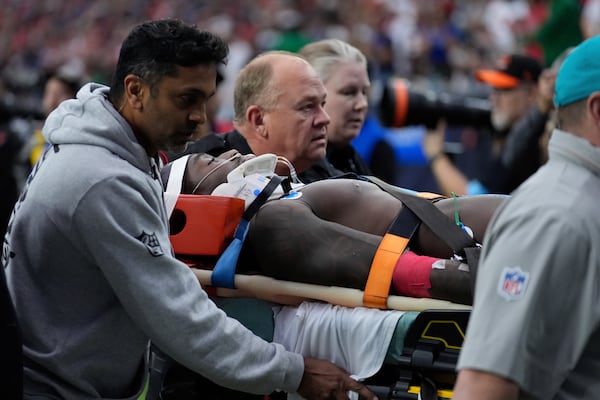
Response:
[2,83,303,399]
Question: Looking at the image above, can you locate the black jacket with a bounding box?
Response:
[478,105,548,194]
[326,142,372,177]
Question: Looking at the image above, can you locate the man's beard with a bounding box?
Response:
[164,143,187,155]
[491,111,511,133]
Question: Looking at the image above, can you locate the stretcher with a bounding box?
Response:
[190,272,469,400]
[162,163,480,399]
[159,285,468,400]
[164,211,474,400]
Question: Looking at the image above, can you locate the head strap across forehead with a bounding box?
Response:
[164,154,191,218]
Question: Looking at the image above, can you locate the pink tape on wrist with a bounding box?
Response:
[392,250,439,298]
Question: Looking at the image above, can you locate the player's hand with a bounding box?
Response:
[296,358,378,400]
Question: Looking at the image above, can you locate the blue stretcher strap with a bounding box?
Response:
[211,175,284,288]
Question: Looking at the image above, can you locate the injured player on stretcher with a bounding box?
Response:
[162,150,507,306]
[159,150,507,399]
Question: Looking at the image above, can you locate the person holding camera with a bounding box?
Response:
[453,34,600,400]
[424,54,549,196]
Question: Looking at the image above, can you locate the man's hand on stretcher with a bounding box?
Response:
[298,358,378,400]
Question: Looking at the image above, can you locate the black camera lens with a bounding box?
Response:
[379,78,492,129]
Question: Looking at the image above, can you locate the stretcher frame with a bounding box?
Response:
[164,168,476,399]
[187,268,470,400]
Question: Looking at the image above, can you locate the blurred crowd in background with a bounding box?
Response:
[2,0,595,119]
[0,0,596,237]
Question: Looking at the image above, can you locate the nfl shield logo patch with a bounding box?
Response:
[497,266,529,301]
[136,231,164,257]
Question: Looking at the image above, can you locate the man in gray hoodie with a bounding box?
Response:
[1,19,375,400]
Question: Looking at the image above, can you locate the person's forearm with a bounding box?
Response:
[429,153,468,196]
[453,369,519,400]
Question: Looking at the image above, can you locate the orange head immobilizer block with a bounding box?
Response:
[169,194,245,257]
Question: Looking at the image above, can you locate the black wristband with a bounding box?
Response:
[428,152,445,165]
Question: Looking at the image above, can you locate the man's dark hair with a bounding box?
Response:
[109,19,228,102]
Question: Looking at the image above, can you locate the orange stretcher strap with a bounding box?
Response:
[362,191,438,309]
[363,233,411,309]
[416,192,446,201]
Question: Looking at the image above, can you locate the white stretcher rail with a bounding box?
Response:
[192,268,472,312]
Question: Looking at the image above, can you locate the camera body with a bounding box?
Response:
[378,78,492,130]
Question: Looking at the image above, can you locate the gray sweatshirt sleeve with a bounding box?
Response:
[74,176,304,394]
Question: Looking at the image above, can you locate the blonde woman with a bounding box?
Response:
[300,39,396,182]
